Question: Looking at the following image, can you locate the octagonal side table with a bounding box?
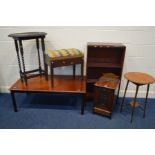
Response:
[8,32,47,85]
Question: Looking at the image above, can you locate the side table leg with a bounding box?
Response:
[120,80,129,112]
[130,85,139,123]
[41,37,46,77]
[36,38,42,76]
[81,94,85,115]
[116,82,121,104]
[143,84,150,118]
[19,40,27,85]
[14,40,23,82]
[11,91,18,112]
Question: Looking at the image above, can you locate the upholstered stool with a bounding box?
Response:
[120,72,155,122]
[45,48,84,87]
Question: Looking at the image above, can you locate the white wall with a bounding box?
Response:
[0,26,155,97]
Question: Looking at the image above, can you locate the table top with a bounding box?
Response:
[8,32,47,39]
[10,75,86,94]
[124,72,155,85]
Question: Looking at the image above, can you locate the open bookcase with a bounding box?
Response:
[86,42,126,94]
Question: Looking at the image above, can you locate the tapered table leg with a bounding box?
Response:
[11,91,18,112]
[81,94,85,115]
[120,80,129,112]
[143,84,150,118]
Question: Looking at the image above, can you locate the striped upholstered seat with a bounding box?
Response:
[47,48,83,59]
[45,48,84,87]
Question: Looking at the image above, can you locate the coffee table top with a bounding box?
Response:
[10,75,86,94]
[124,72,155,85]
[8,32,47,39]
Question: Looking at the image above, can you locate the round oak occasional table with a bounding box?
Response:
[120,72,155,123]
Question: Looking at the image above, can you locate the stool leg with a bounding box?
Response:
[143,84,150,118]
[73,64,75,79]
[81,61,84,80]
[130,85,139,123]
[120,80,129,112]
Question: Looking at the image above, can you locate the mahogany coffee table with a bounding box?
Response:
[9,75,86,114]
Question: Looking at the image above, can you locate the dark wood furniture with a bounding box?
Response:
[45,54,84,87]
[86,42,126,117]
[9,75,86,114]
[120,72,155,122]
[8,32,47,85]
[93,73,120,118]
[86,42,126,96]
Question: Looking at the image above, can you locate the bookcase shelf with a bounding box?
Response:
[86,42,126,93]
[87,62,122,68]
